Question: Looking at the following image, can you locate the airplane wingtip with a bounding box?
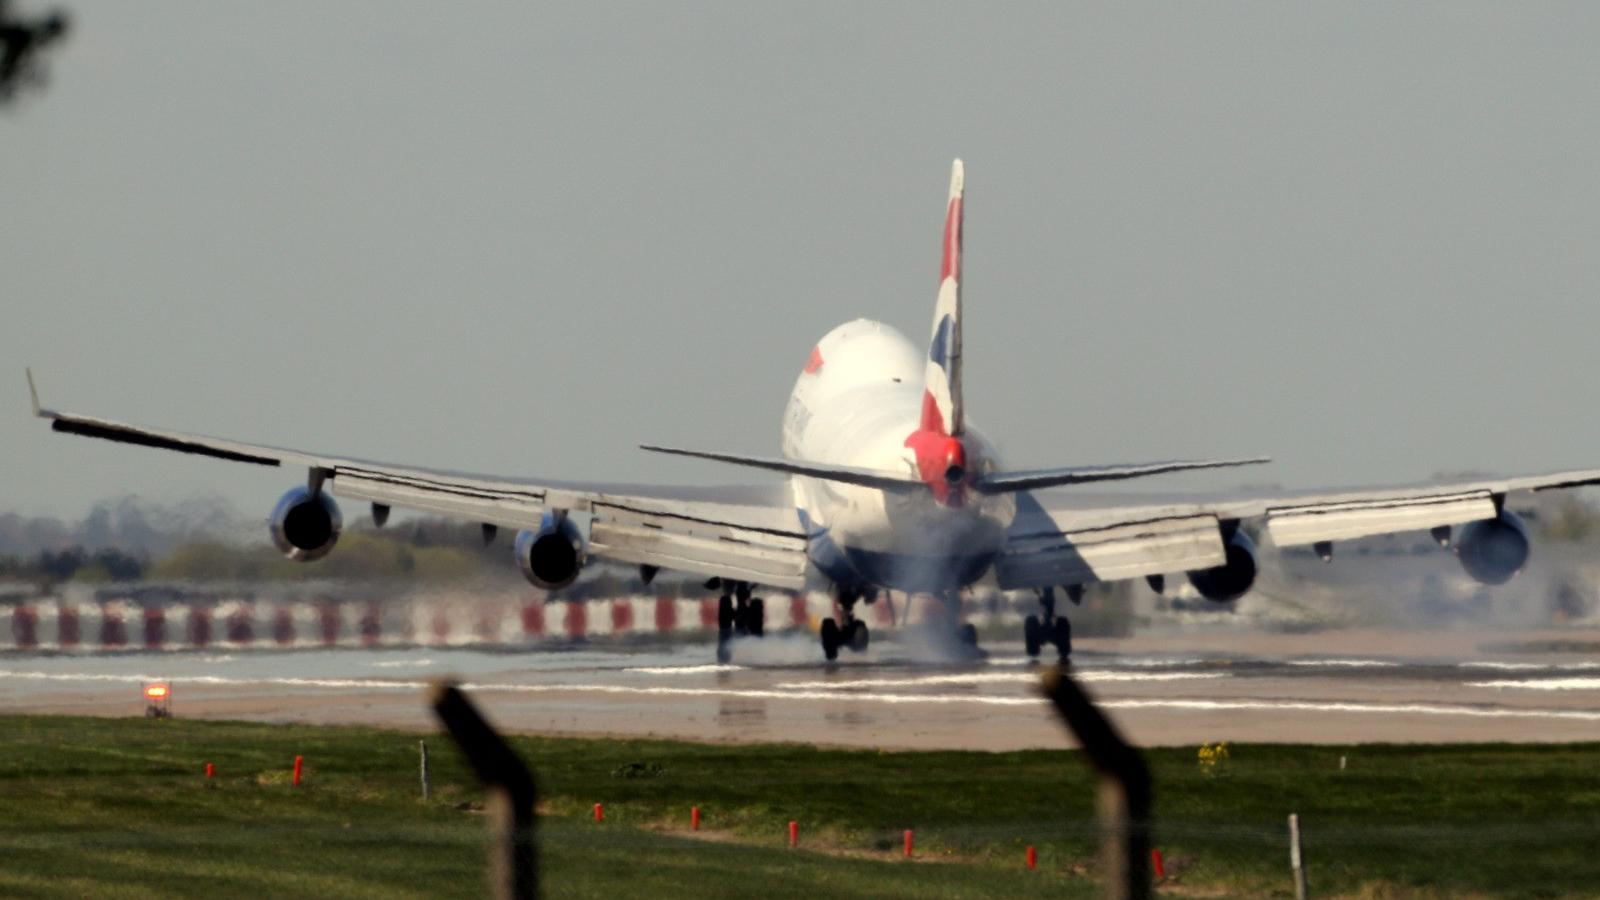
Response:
[25,367,40,417]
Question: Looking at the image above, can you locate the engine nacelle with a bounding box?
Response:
[514,512,588,590]
[1186,526,1258,602]
[269,487,342,561]
[1456,510,1530,586]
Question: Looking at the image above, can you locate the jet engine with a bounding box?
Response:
[269,486,342,561]
[514,512,588,590]
[1186,525,1258,602]
[1456,509,1530,586]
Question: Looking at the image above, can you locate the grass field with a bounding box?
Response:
[0,714,1595,898]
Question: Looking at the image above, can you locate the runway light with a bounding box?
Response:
[142,681,172,718]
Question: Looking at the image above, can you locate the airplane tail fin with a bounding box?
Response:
[922,159,965,436]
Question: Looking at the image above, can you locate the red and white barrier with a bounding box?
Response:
[0,588,1020,652]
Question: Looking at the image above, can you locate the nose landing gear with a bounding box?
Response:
[714,580,766,663]
[1024,586,1074,662]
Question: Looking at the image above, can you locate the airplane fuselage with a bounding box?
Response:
[783,319,1014,593]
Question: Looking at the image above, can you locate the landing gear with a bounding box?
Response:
[820,587,870,661]
[747,597,765,637]
[714,581,766,662]
[821,618,841,661]
[848,620,870,653]
[1025,587,1074,662]
[931,591,984,660]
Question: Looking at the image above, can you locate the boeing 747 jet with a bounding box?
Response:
[30,161,1600,662]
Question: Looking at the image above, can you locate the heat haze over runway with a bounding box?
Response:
[1,628,1596,749]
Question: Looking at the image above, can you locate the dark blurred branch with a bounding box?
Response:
[1041,665,1152,900]
[0,2,70,104]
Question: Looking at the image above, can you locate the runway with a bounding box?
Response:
[1,626,1596,749]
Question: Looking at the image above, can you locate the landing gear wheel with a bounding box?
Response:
[748,598,765,637]
[1023,615,1042,658]
[848,620,869,653]
[1050,616,1072,659]
[958,623,978,647]
[820,618,841,661]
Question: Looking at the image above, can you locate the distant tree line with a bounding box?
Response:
[0,547,147,584]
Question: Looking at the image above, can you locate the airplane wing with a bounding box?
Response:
[30,376,809,589]
[995,470,1600,591]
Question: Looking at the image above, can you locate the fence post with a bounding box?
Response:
[419,739,431,801]
[430,680,538,900]
[1040,665,1152,900]
[1289,813,1309,900]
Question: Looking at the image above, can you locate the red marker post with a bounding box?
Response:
[1152,848,1166,879]
[593,803,603,822]
[690,806,701,831]
[903,829,914,858]
[1026,845,1037,870]
[204,762,215,780]
[292,755,303,786]
[788,820,798,848]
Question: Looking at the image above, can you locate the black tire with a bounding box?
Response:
[820,618,841,661]
[1051,616,1072,658]
[959,623,978,646]
[748,598,765,637]
[1023,615,1042,657]
[718,595,735,633]
[848,620,869,653]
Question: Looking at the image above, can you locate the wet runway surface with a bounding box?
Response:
[1,628,1596,749]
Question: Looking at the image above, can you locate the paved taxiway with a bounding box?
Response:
[1,627,1596,749]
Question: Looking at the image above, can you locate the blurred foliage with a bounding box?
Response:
[147,531,485,584]
[0,547,146,584]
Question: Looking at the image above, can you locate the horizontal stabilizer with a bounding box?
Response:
[976,456,1271,494]
[640,445,924,493]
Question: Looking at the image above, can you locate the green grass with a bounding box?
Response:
[0,715,1595,898]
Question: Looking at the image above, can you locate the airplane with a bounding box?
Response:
[28,160,1600,663]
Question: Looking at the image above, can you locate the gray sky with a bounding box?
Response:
[5,2,1600,518]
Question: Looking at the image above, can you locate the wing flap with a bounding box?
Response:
[331,470,547,533]
[1265,490,1498,547]
[590,502,808,588]
[996,514,1226,590]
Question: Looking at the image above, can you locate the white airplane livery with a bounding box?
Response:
[29,160,1600,663]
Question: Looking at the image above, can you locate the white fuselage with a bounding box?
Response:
[781,320,1013,593]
